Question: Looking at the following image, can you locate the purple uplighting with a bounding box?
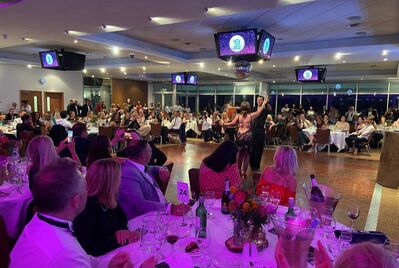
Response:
[0,0,24,8]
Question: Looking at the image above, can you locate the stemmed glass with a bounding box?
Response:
[347,205,360,231]
[270,190,281,210]
[153,223,167,261]
[321,215,336,240]
[195,228,212,267]
[205,191,216,218]
[165,221,179,253]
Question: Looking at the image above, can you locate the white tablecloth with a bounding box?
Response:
[101,202,346,268]
[0,181,32,239]
[87,127,99,135]
[303,128,348,152]
[0,126,16,136]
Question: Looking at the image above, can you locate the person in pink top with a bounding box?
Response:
[199,141,241,198]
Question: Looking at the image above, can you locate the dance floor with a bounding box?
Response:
[159,140,399,240]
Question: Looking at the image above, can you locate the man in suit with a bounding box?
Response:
[81,99,93,117]
[119,140,189,220]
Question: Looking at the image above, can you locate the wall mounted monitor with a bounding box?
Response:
[215,29,257,60]
[185,74,198,85]
[39,50,60,69]
[171,73,185,84]
[257,30,275,61]
[295,67,327,83]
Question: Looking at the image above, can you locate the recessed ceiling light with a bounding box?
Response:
[199,47,207,51]
[272,81,276,83]
[335,52,343,60]
[112,46,119,55]
[123,72,127,75]
[83,69,87,74]
[258,59,264,64]
[217,67,221,71]
[91,75,94,78]
[100,68,106,73]
[143,71,146,74]
[342,60,346,63]
[384,58,388,61]
[100,24,126,32]
[199,62,204,68]
[185,69,188,71]
[227,59,233,66]
[382,50,389,56]
[142,66,146,70]
[167,66,170,68]
[144,56,148,59]
[294,55,300,62]
[360,78,363,80]
[21,37,33,41]
[272,65,276,68]
[74,39,78,44]
[64,30,86,36]
[27,64,32,68]
[120,67,126,72]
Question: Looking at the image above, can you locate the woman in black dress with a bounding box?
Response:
[73,158,139,256]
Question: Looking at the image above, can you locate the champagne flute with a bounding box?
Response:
[205,191,216,218]
[347,205,359,231]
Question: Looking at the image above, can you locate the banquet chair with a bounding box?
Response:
[287,125,298,146]
[154,162,174,195]
[19,130,34,157]
[149,123,162,145]
[0,216,12,268]
[357,132,374,155]
[197,123,202,138]
[314,129,331,155]
[266,126,277,146]
[188,168,200,198]
[275,125,285,145]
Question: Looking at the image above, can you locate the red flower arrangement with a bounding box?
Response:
[0,135,17,157]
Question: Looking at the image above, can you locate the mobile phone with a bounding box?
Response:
[67,130,73,142]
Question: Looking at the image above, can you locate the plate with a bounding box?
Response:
[175,238,201,257]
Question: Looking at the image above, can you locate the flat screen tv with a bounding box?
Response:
[257,30,275,61]
[171,73,185,84]
[296,67,327,83]
[39,50,60,69]
[185,74,198,85]
[215,29,257,60]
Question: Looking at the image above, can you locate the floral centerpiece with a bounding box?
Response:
[226,185,276,252]
[0,135,11,157]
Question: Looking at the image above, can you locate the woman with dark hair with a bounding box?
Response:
[223,98,267,178]
[199,141,240,198]
[86,135,113,168]
[48,125,81,166]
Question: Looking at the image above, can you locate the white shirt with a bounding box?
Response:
[168,116,182,130]
[56,118,73,130]
[199,117,213,131]
[10,214,98,268]
[359,124,375,139]
[128,160,167,204]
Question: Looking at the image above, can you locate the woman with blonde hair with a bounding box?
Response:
[73,158,139,256]
[224,98,268,178]
[26,135,59,188]
[256,145,298,206]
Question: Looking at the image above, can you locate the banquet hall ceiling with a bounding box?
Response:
[0,0,398,82]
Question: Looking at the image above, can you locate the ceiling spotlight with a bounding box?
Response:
[360,78,363,80]
[227,59,233,66]
[342,60,346,63]
[100,68,106,73]
[148,17,153,21]
[258,59,264,64]
[83,69,87,74]
[64,30,70,34]
[112,46,119,55]
[204,7,209,13]
[27,64,32,69]
[21,37,33,41]
[91,75,95,78]
[272,65,276,68]
[142,66,146,70]
[272,81,276,83]
[144,56,148,59]
[294,55,300,62]
[382,50,389,56]
[101,24,107,29]
[384,58,388,61]
[120,67,126,72]
[199,62,204,68]
[334,52,343,60]
[73,39,78,43]
[217,67,221,71]
[123,72,127,75]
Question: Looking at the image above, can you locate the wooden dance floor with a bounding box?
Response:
[159,140,399,240]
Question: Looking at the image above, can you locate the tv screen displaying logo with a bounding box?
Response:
[186,74,198,85]
[297,68,319,81]
[217,29,257,57]
[171,73,185,84]
[258,30,275,60]
[40,51,60,68]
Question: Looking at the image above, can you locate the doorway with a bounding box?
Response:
[44,92,64,114]
[20,90,42,115]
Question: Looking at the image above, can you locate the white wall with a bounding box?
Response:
[0,64,83,112]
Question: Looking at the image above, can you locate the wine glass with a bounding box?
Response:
[347,205,359,230]
[270,190,281,210]
[165,222,179,253]
[195,228,212,266]
[205,191,216,218]
[321,215,336,240]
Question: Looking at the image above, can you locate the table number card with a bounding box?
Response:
[177,181,189,203]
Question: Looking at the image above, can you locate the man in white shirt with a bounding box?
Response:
[10,158,149,268]
[56,111,73,130]
[168,111,185,143]
[345,106,356,123]
[199,112,213,142]
[345,117,375,154]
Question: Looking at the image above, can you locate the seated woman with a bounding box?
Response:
[199,140,240,198]
[256,146,297,206]
[86,135,113,168]
[48,125,81,166]
[97,111,108,127]
[355,116,365,131]
[334,115,350,132]
[73,159,139,256]
[306,115,328,151]
[83,110,95,127]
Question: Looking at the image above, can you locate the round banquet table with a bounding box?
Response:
[0,180,32,239]
[302,128,348,152]
[97,201,347,268]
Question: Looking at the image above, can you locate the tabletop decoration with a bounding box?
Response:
[225,185,276,252]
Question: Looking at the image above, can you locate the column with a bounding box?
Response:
[172,84,177,106]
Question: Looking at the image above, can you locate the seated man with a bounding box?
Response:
[5,107,19,121]
[345,116,375,154]
[56,110,73,130]
[16,114,35,140]
[119,140,189,219]
[10,158,155,268]
[167,111,185,143]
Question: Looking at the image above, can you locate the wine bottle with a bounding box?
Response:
[195,195,207,238]
[285,197,296,221]
[221,179,230,214]
[310,174,325,202]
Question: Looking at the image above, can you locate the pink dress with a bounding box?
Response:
[199,162,241,198]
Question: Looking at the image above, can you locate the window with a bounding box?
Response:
[235,95,254,107]
[277,95,300,113]
[302,95,327,114]
[356,94,387,116]
[328,94,356,116]
[216,95,233,111]
[199,95,215,113]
